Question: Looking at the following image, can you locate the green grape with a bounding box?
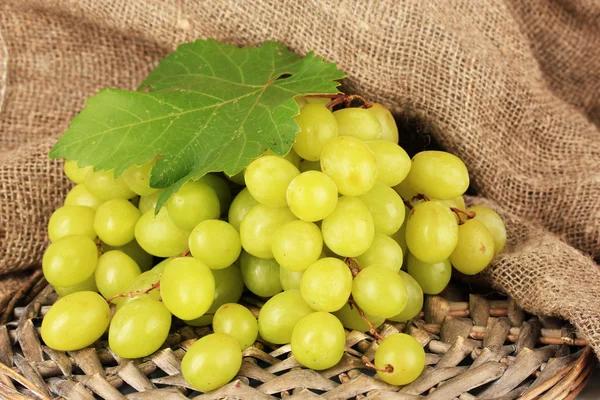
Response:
[291,312,345,370]
[189,220,241,269]
[389,206,410,256]
[406,151,469,200]
[321,196,374,257]
[449,219,495,275]
[406,252,452,295]
[355,233,403,272]
[48,205,96,242]
[244,155,300,208]
[258,290,314,344]
[263,148,301,168]
[333,108,382,141]
[84,169,136,201]
[53,274,98,297]
[280,267,304,291]
[468,205,507,255]
[166,181,220,231]
[102,239,153,271]
[134,208,190,257]
[122,160,158,196]
[272,220,323,272]
[239,252,282,297]
[64,184,103,211]
[42,235,98,287]
[389,271,423,322]
[181,333,242,392]
[138,189,163,214]
[41,291,110,351]
[226,170,246,186]
[358,183,405,235]
[109,297,172,358]
[286,171,338,222]
[160,257,215,320]
[305,96,331,106]
[365,140,410,187]
[366,103,399,143]
[113,269,161,309]
[63,161,92,184]
[352,266,407,319]
[333,303,384,332]
[94,251,141,300]
[213,303,258,350]
[228,188,259,231]
[300,258,352,312]
[435,196,466,211]
[394,178,419,202]
[298,159,322,173]
[239,204,297,259]
[375,333,425,385]
[405,201,458,264]
[197,174,232,213]
[293,103,338,161]
[94,199,141,246]
[320,136,378,196]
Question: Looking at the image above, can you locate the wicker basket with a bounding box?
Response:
[0,271,594,400]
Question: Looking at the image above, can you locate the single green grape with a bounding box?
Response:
[166,181,220,231]
[181,333,242,392]
[228,188,259,231]
[138,189,164,214]
[355,233,403,272]
[406,252,452,295]
[406,151,469,200]
[244,155,300,208]
[352,266,407,319]
[213,303,258,350]
[48,205,96,243]
[109,297,172,359]
[366,103,399,143]
[320,136,378,196]
[41,291,110,351]
[53,274,98,297]
[63,161,92,184]
[271,220,323,272]
[64,184,103,211]
[388,271,424,322]
[293,103,338,161]
[94,251,141,300]
[122,160,158,196]
[375,333,425,385]
[280,267,304,291]
[286,171,338,222]
[42,235,98,287]
[84,169,136,201]
[300,258,352,312]
[197,174,232,213]
[258,290,314,344]
[333,302,384,332]
[394,178,419,202]
[358,183,405,235]
[112,269,161,309]
[450,219,495,275]
[239,204,297,259]
[239,252,282,297]
[189,220,241,269]
[366,140,411,187]
[333,108,382,141]
[321,196,374,257]
[468,205,507,255]
[298,159,322,173]
[134,208,190,257]
[291,312,345,370]
[94,199,141,246]
[263,148,301,168]
[102,239,153,271]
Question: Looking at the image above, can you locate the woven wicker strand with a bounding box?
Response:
[0,275,594,400]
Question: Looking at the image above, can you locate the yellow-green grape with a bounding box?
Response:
[213,304,258,350]
[388,271,424,322]
[300,258,352,312]
[64,161,92,184]
[355,233,403,272]
[263,148,301,168]
[358,183,405,235]
[166,181,220,231]
[375,333,425,385]
[320,136,378,196]
[226,170,246,186]
[244,155,300,208]
[64,184,103,210]
[122,160,157,196]
[181,333,242,392]
[389,206,410,256]
[305,96,331,106]
[280,267,304,291]
[48,205,96,242]
[406,151,469,200]
[333,108,382,141]
[286,171,338,222]
[41,291,110,351]
[134,208,190,257]
[394,177,419,202]
[333,303,384,332]
[239,252,282,297]
[258,290,314,344]
[352,266,407,319]
[366,103,399,143]
[291,312,345,370]
[94,199,141,246]
[160,257,215,320]
[293,103,338,161]
[94,251,141,300]
[272,220,323,272]
[228,188,259,232]
[197,174,232,213]
[113,269,161,309]
[84,169,136,201]
[406,252,452,295]
[102,239,153,271]
[321,196,374,257]
[42,235,98,287]
[365,140,411,187]
[239,204,297,259]
[406,201,459,264]
[298,159,322,173]
[435,196,466,211]
[109,297,172,359]
[468,205,507,255]
[189,220,241,269]
[138,189,163,214]
[53,274,98,297]
[450,219,495,275]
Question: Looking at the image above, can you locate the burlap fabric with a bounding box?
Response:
[1,1,599,356]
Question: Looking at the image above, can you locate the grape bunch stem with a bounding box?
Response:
[344,257,361,277]
[451,207,476,224]
[362,356,394,374]
[347,297,385,342]
[105,281,160,304]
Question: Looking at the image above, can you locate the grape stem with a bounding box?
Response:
[362,356,394,374]
[307,94,373,110]
[105,280,160,304]
[347,297,385,342]
[344,257,361,277]
[451,207,476,224]
[180,248,190,257]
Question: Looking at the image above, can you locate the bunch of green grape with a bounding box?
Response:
[39,96,507,391]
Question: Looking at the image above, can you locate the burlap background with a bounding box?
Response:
[1,1,599,356]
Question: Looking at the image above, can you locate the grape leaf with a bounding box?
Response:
[50,39,345,209]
